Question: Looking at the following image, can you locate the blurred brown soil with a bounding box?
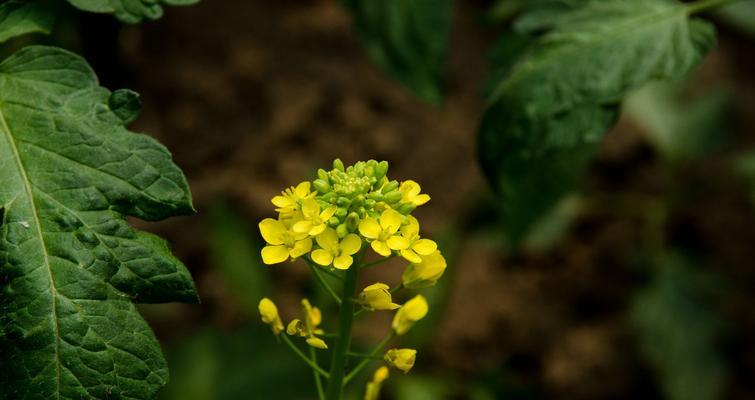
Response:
[101,0,755,399]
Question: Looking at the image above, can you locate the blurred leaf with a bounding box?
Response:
[522,194,581,252]
[625,82,731,162]
[342,0,451,103]
[715,1,755,38]
[478,0,715,245]
[66,0,198,23]
[0,0,54,43]
[159,326,312,400]
[391,374,452,400]
[209,201,270,317]
[630,254,727,400]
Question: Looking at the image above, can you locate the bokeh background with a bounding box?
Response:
[28,0,755,398]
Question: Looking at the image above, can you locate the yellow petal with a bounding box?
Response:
[306,337,328,349]
[316,228,339,252]
[371,240,392,257]
[340,234,362,255]
[402,251,447,289]
[320,205,337,221]
[301,198,320,218]
[293,220,313,234]
[412,194,430,206]
[379,209,402,233]
[412,239,437,255]
[294,181,311,197]
[400,216,420,239]
[309,223,327,236]
[259,218,286,245]
[373,366,389,383]
[386,235,410,250]
[359,217,381,239]
[384,348,416,373]
[290,238,312,258]
[400,249,422,264]
[261,245,289,264]
[286,319,306,336]
[311,249,334,266]
[333,254,353,270]
[392,295,428,335]
[259,298,284,335]
[399,180,421,198]
[271,195,294,208]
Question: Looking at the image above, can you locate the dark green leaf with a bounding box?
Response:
[0,46,197,399]
[0,0,54,44]
[630,254,727,400]
[66,0,198,23]
[479,0,715,244]
[342,0,451,103]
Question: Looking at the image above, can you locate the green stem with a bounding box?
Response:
[686,0,739,14]
[324,253,362,400]
[281,334,330,378]
[310,347,325,400]
[306,258,342,306]
[343,333,394,386]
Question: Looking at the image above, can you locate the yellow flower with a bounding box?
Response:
[258,298,284,335]
[289,298,327,349]
[384,349,417,373]
[392,295,428,335]
[399,180,430,206]
[402,250,447,289]
[364,366,389,400]
[272,181,315,218]
[311,228,362,270]
[396,216,437,263]
[259,218,312,264]
[359,209,408,257]
[293,198,337,236]
[359,283,400,311]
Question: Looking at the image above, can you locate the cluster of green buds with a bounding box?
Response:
[257,159,447,400]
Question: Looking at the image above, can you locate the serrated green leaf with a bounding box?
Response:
[66,0,198,23]
[342,0,451,103]
[630,255,727,400]
[0,45,197,399]
[0,0,54,44]
[479,0,715,245]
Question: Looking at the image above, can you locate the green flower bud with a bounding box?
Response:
[317,168,329,182]
[346,212,360,231]
[396,202,416,215]
[313,179,330,193]
[337,197,351,207]
[382,180,399,194]
[374,161,389,180]
[365,199,376,208]
[335,208,348,218]
[328,217,340,226]
[383,190,402,204]
[354,194,365,206]
[321,192,337,203]
[368,192,383,202]
[333,158,345,172]
[336,224,348,238]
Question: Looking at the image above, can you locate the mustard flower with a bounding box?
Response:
[293,198,338,236]
[259,218,313,264]
[402,250,447,289]
[359,208,407,256]
[359,283,400,311]
[399,180,430,206]
[272,181,315,218]
[258,298,284,335]
[396,216,437,263]
[286,298,328,349]
[311,228,362,270]
[364,367,389,400]
[392,295,428,335]
[384,349,417,373]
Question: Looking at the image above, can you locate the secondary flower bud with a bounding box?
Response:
[359,283,400,311]
[258,298,284,335]
[402,251,447,289]
[384,349,417,373]
[392,295,428,335]
[364,367,389,400]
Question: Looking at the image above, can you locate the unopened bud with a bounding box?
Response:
[313,179,330,193]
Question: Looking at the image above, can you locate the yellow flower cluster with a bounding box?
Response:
[258,159,446,279]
